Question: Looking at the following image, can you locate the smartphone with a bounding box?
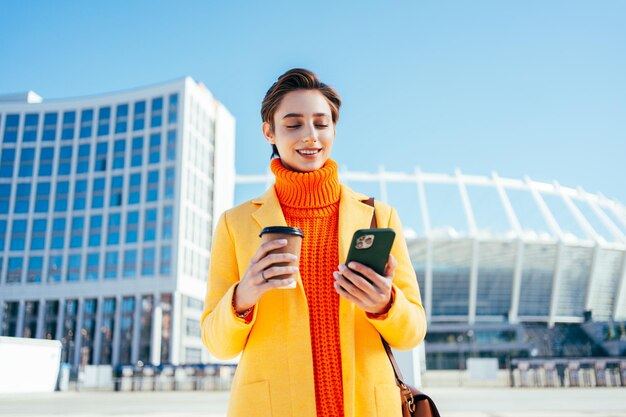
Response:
[344,228,396,281]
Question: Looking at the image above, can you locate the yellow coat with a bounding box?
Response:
[201,184,427,417]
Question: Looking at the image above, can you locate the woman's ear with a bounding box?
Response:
[262,122,274,144]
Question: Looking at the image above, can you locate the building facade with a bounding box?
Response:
[0,78,235,367]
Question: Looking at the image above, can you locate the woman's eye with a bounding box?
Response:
[286,125,301,129]
[316,124,329,128]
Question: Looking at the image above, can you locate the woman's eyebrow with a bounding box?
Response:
[282,112,330,119]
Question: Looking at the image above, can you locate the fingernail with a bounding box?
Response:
[338,264,345,271]
[348,262,356,269]
[333,272,339,279]
[278,239,288,244]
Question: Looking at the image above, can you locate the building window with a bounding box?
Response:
[7,257,23,284]
[112,139,125,170]
[3,114,19,143]
[14,183,31,213]
[142,247,155,276]
[1,302,19,336]
[50,218,66,249]
[38,147,54,176]
[70,216,84,248]
[128,173,141,205]
[97,107,111,137]
[123,249,137,278]
[100,298,116,364]
[160,294,172,364]
[23,113,39,142]
[149,133,160,164]
[61,111,76,140]
[109,175,123,207]
[185,318,201,338]
[160,245,171,275]
[10,219,27,251]
[76,144,90,174]
[115,104,128,134]
[67,254,81,282]
[167,129,176,161]
[0,220,6,251]
[91,177,105,209]
[27,256,43,283]
[146,170,159,202]
[30,218,47,250]
[107,213,121,245]
[138,295,153,363]
[73,179,87,210]
[133,100,146,131]
[61,300,78,364]
[125,211,139,243]
[0,184,11,214]
[86,252,99,281]
[44,301,59,340]
[18,147,35,177]
[151,97,163,128]
[80,299,97,365]
[130,136,143,167]
[48,255,62,282]
[0,148,16,177]
[22,301,39,337]
[35,182,50,213]
[168,94,178,124]
[88,214,102,247]
[104,251,118,279]
[144,208,157,242]
[43,113,58,141]
[94,141,107,171]
[55,181,69,212]
[162,206,173,239]
[165,167,175,199]
[119,296,135,365]
[79,109,94,139]
[57,145,73,176]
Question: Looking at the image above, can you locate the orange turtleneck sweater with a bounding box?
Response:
[271,157,344,417]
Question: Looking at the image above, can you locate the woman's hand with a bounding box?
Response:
[233,239,299,313]
[333,254,397,315]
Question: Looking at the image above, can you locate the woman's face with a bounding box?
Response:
[263,89,335,172]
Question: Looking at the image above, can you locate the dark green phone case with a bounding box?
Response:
[345,228,396,276]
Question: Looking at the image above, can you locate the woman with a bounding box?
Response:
[201,68,427,417]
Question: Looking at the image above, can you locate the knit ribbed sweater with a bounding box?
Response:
[271,157,344,417]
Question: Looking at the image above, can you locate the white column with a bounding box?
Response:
[16,300,25,337]
[468,239,480,324]
[36,298,46,339]
[55,298,65,344]
[509,240,525,323]
[548,243,565,327]
[131,293,141,365]
[584,245,602,313]
[151,299,163,366]
[170,292,182,365]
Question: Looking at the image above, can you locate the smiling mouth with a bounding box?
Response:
[297,149,321,155]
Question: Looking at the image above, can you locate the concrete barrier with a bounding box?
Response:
[0,336,61,394]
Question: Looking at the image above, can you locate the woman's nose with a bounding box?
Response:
[303,124,318,142]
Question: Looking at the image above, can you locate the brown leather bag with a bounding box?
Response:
[365,198,441,417]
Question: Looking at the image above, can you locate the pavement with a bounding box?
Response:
[0,387,625,417]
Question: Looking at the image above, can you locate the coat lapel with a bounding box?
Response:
[337,184,374,417]
[251,187,288,229]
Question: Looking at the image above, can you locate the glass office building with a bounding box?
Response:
[0,78,235,367]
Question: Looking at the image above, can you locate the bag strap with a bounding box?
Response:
[363,197,405,383]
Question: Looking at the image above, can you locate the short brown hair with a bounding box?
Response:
[261,68,342,158]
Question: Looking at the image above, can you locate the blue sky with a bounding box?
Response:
[2,0,625,208]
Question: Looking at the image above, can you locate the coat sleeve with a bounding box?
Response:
[366,206,427,350]
[201,211,257,359]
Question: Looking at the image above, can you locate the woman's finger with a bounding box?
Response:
[249,238,288,264]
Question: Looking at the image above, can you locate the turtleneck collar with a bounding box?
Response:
[271,158,341,208]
